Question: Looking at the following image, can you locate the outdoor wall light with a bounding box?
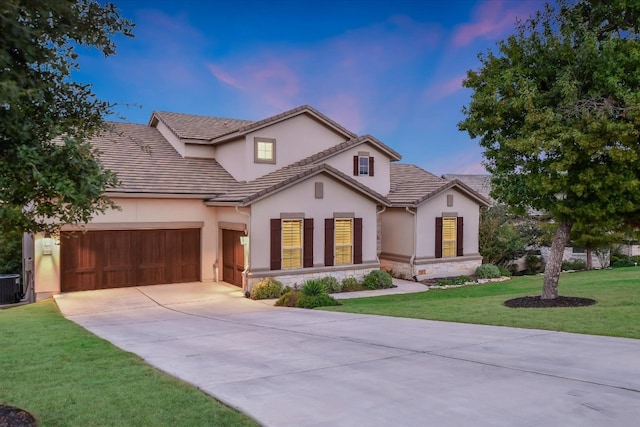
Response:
[42,233,53,255]
[240,235,249,246]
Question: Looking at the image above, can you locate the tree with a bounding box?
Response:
[0,0,134,234]
[459,0,640,299]
[479,204,535,266]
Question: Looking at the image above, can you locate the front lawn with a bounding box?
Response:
[0,301,257,427]
[322,267,640,339]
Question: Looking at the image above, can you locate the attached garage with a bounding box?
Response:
[60,228,200,292]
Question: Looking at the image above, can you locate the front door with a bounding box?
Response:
[222,229,244,287]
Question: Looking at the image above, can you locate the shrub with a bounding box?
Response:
[296,293,341,309]
[453,275,474,286]
[611,256,640,268]
[498,266,512,277]
[435,278,454,287]
[341,277,361,292]
[561,259,587,271]
[250,277,283,300]
[362,270,393,290]
[524,254,544,275]
[300,279,327,296]
[275,290,299,307]
[475,264,502,279]
[320,276,342,293]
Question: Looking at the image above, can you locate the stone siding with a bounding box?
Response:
[381,256,482,281]
[246,266,378,290]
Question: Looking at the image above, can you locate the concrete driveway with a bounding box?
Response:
[55,282,640,427]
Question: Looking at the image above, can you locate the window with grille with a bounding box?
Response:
[358,156,369,175]
[254,137,276,163]
[334,219,353,265]
[442,217,457,257]
[282,219,302,269]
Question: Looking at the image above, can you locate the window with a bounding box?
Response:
[334,219,353,265]
[352,155,374,176]
[442,217,457,257]
[254,137,276,163]
[281,219,303,269]
[358,156,369,175]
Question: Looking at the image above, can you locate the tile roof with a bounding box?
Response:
[388,164,490,207]
[227,105,357,140]
[293,134,402,166]
[208,163,390,206]
[442,174,493,201]
[93,122,237,195]
[151,111,253,140]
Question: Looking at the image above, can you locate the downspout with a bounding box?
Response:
[405,206,417,280]
[235,205,251,294]
[375,205,386,264]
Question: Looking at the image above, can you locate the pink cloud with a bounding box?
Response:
[423,74,466,102]
[205,15,441,123]
[452,0,539,46]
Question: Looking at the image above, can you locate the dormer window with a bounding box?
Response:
[353,152,374,176]
[254,137,276,163]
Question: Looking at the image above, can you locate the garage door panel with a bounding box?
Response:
[137,230,167,285]
[102,231,135,288]
[61,228,201,292]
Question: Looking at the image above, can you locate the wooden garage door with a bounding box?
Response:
[61,229,200,292]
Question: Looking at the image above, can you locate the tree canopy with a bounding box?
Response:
[0,0,134,234]
[459,0,640,298]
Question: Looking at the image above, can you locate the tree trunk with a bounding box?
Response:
[542,221,572,300]
[586,248,593,270]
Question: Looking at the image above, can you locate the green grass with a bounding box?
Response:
[0,301,257,427]
[322,267,640,339]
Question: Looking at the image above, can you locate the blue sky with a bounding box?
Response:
[76,0,545,175]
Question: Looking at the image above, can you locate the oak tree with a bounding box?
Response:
[0,0,134,234]
[459,0,640,299]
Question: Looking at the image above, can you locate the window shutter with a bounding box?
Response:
[353,156,358,176]
[324,218,334,266]
[435,217,443,259]
[304,218,314,268]
[457,217,464,256]
[270,219,281,270]
[354,217,363,264]
[369,157,374,177]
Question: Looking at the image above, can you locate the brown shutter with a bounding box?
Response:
[353,155,358,176]
[457,216,464,256]
[304,218,314,268]
[270,219,281,270]
[435,217,443,259]
[354,217,363,264]
[324,218,334,266]
[369,157,374,177]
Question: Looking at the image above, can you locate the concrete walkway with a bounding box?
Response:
[54,282,640,427]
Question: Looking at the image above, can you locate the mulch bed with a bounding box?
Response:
[504,296,596,308]
[0,405,37,427]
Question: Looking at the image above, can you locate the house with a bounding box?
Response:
[31,106,489,300]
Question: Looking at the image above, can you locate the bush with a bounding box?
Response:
[498,266,512,277]
[249,277,283,300]
[275,289,299,307]
[435,278,454,287]
[300,279,326,296]
[362,270,393,290]
[296,293,341,309]
[320,276,342,293]
[561,259,587,271]
[524,254,544,275]
[341,277,361,292]
[611,256,640,268]
[453,275,474,286]
[475,264,502,279]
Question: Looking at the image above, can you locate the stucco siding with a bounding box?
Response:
[184,143,215,159]
[379,208,414,258]
[214,137,247,181]
[249,174,379,271]
[153,119,185,157]
[415,189,481,259]
[324,143,391,195]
